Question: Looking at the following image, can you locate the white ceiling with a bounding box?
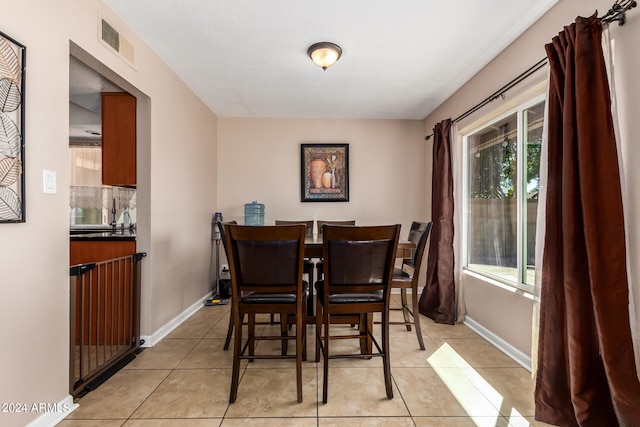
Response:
[102,0,558,120]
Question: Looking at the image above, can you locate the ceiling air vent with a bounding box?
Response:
[100,19,135,65]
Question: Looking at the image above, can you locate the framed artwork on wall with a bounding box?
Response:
[0,31,26,223]
[301,143,349,202]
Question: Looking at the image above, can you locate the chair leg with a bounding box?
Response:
[400,289,412,331]
[296,309,304,403]
[229,311,242,403]
[281,315,288,356]
[302,298,308,362]
[322,311,330,404]
[223,306,235,350]
[411,286,426,350]
[357,314,373,356]
[315,298,322,363]
[382,309,393,399]
[248,315,256,362]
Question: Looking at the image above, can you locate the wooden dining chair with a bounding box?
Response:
[315,224,400,403]
[221,220,291,350]
[225,223,308,403]
[389,221,432,350]
[218,220,237,350]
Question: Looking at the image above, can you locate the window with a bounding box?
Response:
[464,97,544,291]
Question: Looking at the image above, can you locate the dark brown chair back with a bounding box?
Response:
[217,220,237,260]
[321,224,399,297]
[404,221,432,271]
[275,220,314,236]
[317,220,355,235]
[225,224,305,294]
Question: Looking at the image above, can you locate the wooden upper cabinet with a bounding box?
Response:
[102,92,136,186]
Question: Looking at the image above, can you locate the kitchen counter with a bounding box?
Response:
[70,229,136,241]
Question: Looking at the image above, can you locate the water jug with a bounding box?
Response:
[244,201,265,225]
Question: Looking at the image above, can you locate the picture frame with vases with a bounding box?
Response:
[301,143,349,202]
[0,31,26,223]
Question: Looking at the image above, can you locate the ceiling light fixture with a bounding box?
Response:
[307,42,342,70]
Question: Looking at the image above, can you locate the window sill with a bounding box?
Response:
[463,268,535,299]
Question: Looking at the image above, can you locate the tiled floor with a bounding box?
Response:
[59,296,553,427]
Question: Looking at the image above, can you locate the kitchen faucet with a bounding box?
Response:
[110,198,117,231]
[123,209,136,232]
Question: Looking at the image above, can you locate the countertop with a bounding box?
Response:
[70,228,136,241]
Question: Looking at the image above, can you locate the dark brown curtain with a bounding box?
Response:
[419,118,455,325]
[535,15,640,426]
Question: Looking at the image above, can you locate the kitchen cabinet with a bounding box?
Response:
[102,92,136,186]
[70,239,136,265]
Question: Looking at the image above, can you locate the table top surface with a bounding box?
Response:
[304,235,414,247]
[303,235,414,258]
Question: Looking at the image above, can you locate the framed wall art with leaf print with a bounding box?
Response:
[0,31,25,223]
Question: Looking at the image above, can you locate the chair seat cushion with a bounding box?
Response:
[241,282,308,304]
[315,281,383,304]
[241,292,297,304]
[393,267,412,282]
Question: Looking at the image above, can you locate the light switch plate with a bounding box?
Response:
[43,169,56,194]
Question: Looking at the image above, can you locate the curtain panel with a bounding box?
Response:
[534,14,640,426]
[419,118,456,325]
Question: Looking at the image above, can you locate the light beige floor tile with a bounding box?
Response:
[317,367,409,417]
[421,320,480,340]
[131,369,230,418]
[68,369,170,419]
[57,420,126,427]
[393,367,501,417]
[166,307,225,339]
[221,418,316,427]
[421,341,468,368]
[224,367,317,418]
[320,417,415,426]
[236,328,311,369]
[413,416,510,427]
[389,331,440,368]
[508,416,556,426]
[206,321,268,340]
[123,419,222,426]
[315,325,384,368]
[439,339,520,368]
[177,338,238,369]
[205,316,232,339]
[466,367,536,418]
[125,339,199,369]
[199,304,231,320]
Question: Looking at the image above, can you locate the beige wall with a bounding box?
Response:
[0,1,218,426]
[424,0,640,362]
[217,118,427,234]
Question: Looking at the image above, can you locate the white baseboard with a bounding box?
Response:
[463,316,532,372]
[26,395,78,427]
[140,293,211,347]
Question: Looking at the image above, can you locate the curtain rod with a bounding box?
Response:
[424,0,637,141]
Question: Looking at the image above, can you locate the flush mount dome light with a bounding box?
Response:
[308,42,342,70]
